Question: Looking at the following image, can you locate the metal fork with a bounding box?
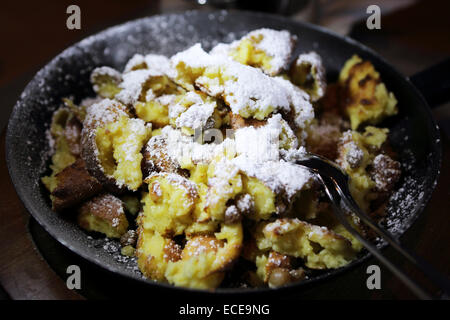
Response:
[295,153,450,300]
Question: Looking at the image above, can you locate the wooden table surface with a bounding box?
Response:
[0,132,81,300]
[1,0,450,300]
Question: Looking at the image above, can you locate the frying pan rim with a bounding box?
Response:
[5,9,442,296]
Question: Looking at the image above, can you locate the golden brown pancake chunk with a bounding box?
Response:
[77,193,128,238]
[51,158,102,212]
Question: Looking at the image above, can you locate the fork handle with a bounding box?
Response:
[319,174,450,300]
[338,184,450,296]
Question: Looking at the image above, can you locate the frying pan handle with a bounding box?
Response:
[410,58,450,108]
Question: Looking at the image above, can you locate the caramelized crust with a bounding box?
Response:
[81,130,125,194]
[306,112,350,160]
[369,154,401,192]
[141,135,188,178]
[163,240,183,262]
[51,158,102,211]
[182,235,222,259]
[319,83,344,115]
[265,251,292,276]
[229,112,267,130]
[77,193,128,238]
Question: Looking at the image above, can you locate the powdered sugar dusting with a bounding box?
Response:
[294,51,327,101]
[116,69,163,106]
[123,53,146,73]
[156,125,217,165]
[233,156,311,201]
[236,193,254,212]
[273,76,314,130]
[171,44,299,120]
[210,28,295,75]
[176,101,215,130]
[84,98,128,129]
[247,29,296,73]
[120,118,151,163]
[234,114,284,162]
[231,114,311,198]
[170,91,216,130]
[147,171,198,203]
[145,54,176,78]
[90,66,122,94]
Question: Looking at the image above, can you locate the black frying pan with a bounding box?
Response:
[5,10,447,296]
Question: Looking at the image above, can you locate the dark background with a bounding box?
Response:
[0,0,449,300]
[1,0,450,131]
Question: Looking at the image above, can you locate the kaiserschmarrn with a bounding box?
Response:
[42,28,401,290]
